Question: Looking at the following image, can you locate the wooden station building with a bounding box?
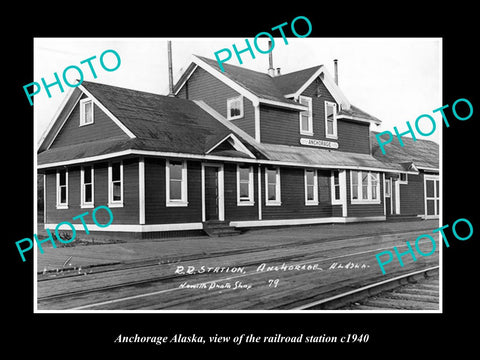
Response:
[37,53,439,239]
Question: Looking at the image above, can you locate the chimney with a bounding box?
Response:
[268,40,275,77]
[276,67,281,76]
[333,59,338,85]
[167,41,174,96]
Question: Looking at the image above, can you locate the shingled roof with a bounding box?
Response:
[371,131,439,171]
[37,81,263,166]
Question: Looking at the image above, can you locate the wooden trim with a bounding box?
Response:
[165,159,188,207]
[38,148,411,174]
[46,222,204,232]
[230,216,385,228]
[138,157,145,225]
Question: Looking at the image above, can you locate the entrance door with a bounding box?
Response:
[425,176,440,218]
[204,166,219,221]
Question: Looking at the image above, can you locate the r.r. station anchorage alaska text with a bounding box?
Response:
[174,261,369,275]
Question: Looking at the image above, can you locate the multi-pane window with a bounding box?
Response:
[81,165,94,208]
[56,169,68,209]
[166,160,188,206]
[299,96,313,135]
[227,95,244,120]
[351,170,380,203]
[265,167,281,206]
[80,98,94,126]
[332,170,341,203]
[304,169,318,205]
[325,101,337,138]
[108,161,123,207]
[237,165,254,206]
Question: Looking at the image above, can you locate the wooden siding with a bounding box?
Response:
[399,173,425,215]
[224,163,259,221]
[261,167,333,220]
[144,158,202,224]
[259,78,371,153]
[177,67,256,138]
[50,93,129,149]
[345,170,385,217]
[44,158,139,226]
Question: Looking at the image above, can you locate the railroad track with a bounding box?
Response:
[36,229,440,311]
[294,266,440,310]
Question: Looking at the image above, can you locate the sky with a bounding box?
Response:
[33,37,442,146]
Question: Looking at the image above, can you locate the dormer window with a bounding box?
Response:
[80,98,94,126]
[299,96,313,135]
[227,95,244,120]
[325,101,337,139]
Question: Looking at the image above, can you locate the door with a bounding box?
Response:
[425,176,440,218]
[204,166,219,221]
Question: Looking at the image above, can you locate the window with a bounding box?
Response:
[81,165,94,208]
[80,98,94,126]
[399,173,408,183]
[166,160,188,207]
[56,169,68,209]
[299,96,313,135]
[265,167,281,206]
[237,165,254,206]
[350,171,380,203]
[227,95,244,120]
[108,161,123,207]
[331,170,341,203]
[325,101,337,138]
[385,178,391,197]
[304,169,318,205]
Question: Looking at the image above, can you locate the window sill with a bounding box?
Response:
[326,134,338,140]
[81,204,95,209]
[266,201,282,206]
[79,122,94,127]
[300,130,314,136]
[227,115,244,121]
[305,201,319,206]
[166,201,189,207]
[350,200,381,205]
[56,204,68,210]
[237,201,255,206]
[108,202,124,208]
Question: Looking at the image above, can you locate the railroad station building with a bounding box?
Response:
[37,53,439,239]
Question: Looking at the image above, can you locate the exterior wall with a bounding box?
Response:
[399,173,425,216]
[177,67,256,138]
[50,93,128,149]
[144,158,202,224]
[261,167,333,220]
[259,78,371,153]
[345,170,385,217]
[44,157,139,226]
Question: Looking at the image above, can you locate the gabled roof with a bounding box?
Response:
[38,81,259,166]
[370,131,439,171]
[174,55,380,125]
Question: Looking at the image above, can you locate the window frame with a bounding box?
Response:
[399,173,408,184]
[324,101,338,139]
[227,95,244,120]
[331,170,342,204]
[304,169,318,206]
[265,167,281,206]
[236,165,254,206]
[299,95,313,135]
[80,165,95,208]
[108,161,123,208]
[56,168,68,209]
[166,159,188,207]
[79,98,94,126]
[350,170,381,204]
